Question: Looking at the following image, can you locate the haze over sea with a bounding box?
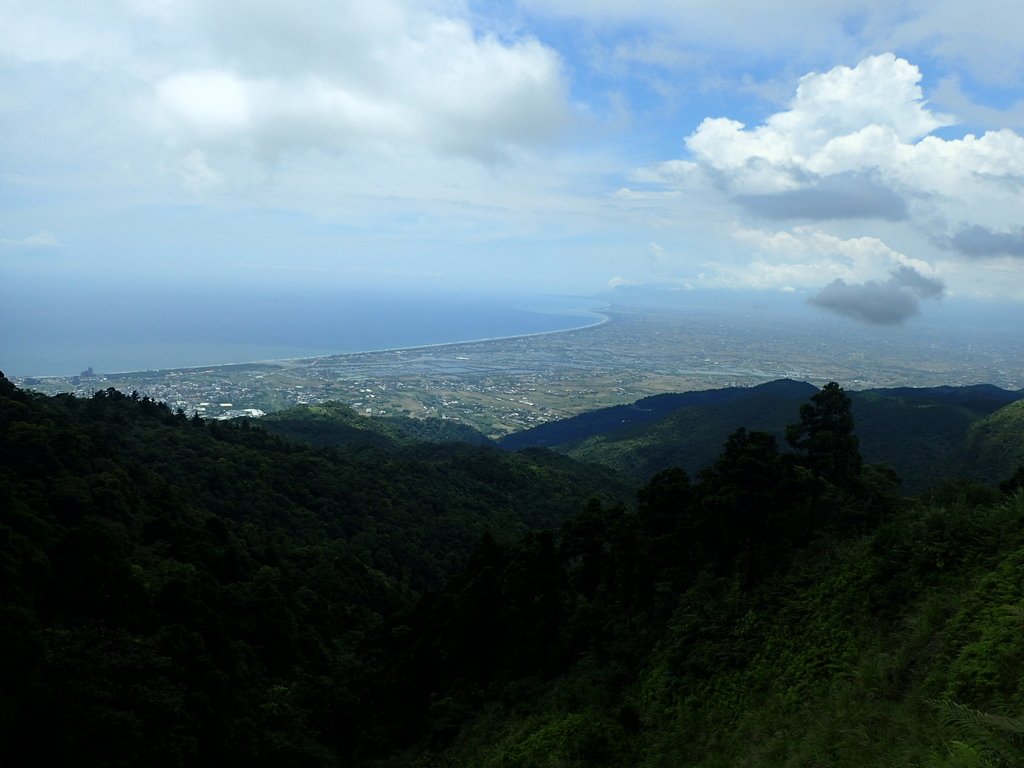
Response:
[1,287,601,378]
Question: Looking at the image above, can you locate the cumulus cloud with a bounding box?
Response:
[723,226,924,292]
[5,3,1024,299]
[633,52,1024,302]
[810,265,944,325]
[681,54,953,198]
[644,54,1024,234]
[152,2,570,162]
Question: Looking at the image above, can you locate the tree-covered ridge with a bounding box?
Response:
[503,380,1023,493]
[497,379,819,451]
[258,401,494,449]
[403,385,1024,768]
[2,373,1023,767]
[0,374,630,765]
[962,399,1024,485]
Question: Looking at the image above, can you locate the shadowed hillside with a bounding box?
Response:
[500,380,1022,493]
[4,372,1024,767]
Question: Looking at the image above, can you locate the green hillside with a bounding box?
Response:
[259,401,493,449]
[565,383,810,479]
[962,399,1024,484]
[3,373,1024,767]
[431,494,1024,768]
[553,383,1021,493]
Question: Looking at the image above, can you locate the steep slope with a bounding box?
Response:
[961,399,1024,484]
[851,385,1023,491]
[427,494,1024,768]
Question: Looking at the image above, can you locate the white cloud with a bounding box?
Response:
[632,53,1024,310]
[717,225,935,291]
[2,2,1023,303]
[2,0,573,204]
[0,230,60,249]
[150,2,570,163]
[608,275,639,288]
[157,72,253,140]
[681,54,956,195]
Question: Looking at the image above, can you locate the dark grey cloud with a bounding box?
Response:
[733,172,908,221]
[809,265,945,325]
[889,264,944,298]
[946,225,1024,257]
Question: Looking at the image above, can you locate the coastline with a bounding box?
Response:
[267,308,611,367]
[13,306,611,381]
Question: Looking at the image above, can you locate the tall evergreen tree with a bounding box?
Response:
[786,381,862,490]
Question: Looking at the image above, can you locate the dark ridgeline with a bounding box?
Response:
[502,378,1024,493]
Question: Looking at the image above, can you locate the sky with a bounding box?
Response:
[3,0,1024,327]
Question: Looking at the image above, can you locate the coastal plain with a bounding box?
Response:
[14,303,1022,438]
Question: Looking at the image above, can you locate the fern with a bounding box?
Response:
[932,700,1024,767]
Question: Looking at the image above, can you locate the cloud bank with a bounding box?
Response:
[3,3,1024,303]
[152,2,570,164]
[638,53,1024,315]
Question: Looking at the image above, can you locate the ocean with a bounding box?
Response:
[1,288,603,378]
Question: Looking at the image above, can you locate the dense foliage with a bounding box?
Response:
[3,373,1023,767]
[259,402,494,449]
[0,374,628,765]
[505,380,1023,493]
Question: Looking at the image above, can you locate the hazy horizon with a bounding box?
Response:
[5,281,1021,383]
[1,287,607,378]
[3,2,1023,372]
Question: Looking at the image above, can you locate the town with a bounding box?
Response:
[14,303,1022,439]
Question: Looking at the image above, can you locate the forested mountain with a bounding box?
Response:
[0,374,629,765]
[961,399,1024,485]
[497,379,818,451]
[502,380,1023,493]
[259,401,494,449]
[3,372,1024,767]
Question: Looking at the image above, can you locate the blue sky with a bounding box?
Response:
[3,0,1024,327]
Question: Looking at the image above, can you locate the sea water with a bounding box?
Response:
[1,287,603,377]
